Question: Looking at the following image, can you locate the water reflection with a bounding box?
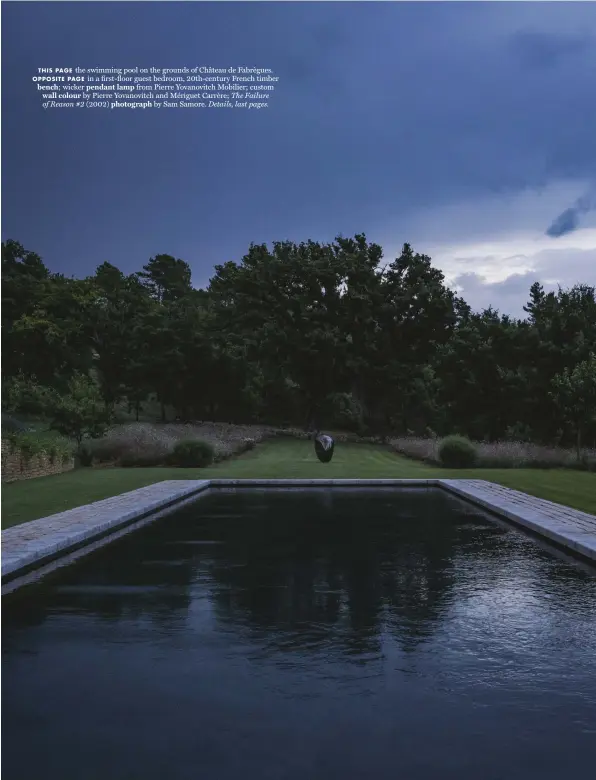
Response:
[3,488,596,780]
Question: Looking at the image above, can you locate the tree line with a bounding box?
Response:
[2,235,595,449]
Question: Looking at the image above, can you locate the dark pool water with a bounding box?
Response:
[3,488,596,780]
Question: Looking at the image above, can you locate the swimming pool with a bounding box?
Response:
[3,487,596,779]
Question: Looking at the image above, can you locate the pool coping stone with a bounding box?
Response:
[1,480,211,583]
[2,478,595,587]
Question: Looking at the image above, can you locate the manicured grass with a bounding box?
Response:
[2,439,595,528]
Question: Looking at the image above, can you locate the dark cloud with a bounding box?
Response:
[546,188,596,237]
[2,2,596,279]
[546,207,582,238]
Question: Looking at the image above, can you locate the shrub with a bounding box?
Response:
[4,430,75,465]
[167,439,215,468]
[8,433,40,461]
[391,435,596,470]
[438,435,477,468]
[87,422,271,466]
[90,424,175,464]
[390,436,439,463]
[17,437,38,463]
[48,436,75,464]
[88,436,131,464]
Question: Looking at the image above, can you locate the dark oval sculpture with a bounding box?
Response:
[314,432,335,463]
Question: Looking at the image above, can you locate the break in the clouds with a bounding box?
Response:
[445,239,596,319]
[383,180,596,317]
[1,1,596,318]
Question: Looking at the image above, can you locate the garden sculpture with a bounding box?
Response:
[314,431,335,463]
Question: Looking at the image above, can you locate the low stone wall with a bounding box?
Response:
[1,442,75,483]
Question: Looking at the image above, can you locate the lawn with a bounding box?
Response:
[2,439,595,528]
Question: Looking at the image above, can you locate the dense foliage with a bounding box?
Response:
[3,236,596,451]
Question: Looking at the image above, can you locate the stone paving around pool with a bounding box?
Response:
[440,479,596,562]
[1,480,210,582]
[2,479,595,589]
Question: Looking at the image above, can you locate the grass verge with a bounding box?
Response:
[2,439,595,528]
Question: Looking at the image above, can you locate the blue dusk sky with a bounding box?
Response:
[2,0,596,317]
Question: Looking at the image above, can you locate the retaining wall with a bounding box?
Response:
[1,441,75,483]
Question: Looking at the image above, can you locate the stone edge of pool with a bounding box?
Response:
[2,478,595,588]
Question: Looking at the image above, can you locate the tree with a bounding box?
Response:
[4,237,596,446]
[521,282,596,443]
[209,235,389,426]
[362,243,462,432]
[1,239,49,326]
[1,374,54,417]
[550,353,596,459]
[47,373,113,445]
[3,272,96,387]
[138,254,193,303]
[433,308,526,441]
[89,264,153,410]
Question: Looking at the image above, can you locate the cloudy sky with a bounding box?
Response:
[2,1,595,317]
